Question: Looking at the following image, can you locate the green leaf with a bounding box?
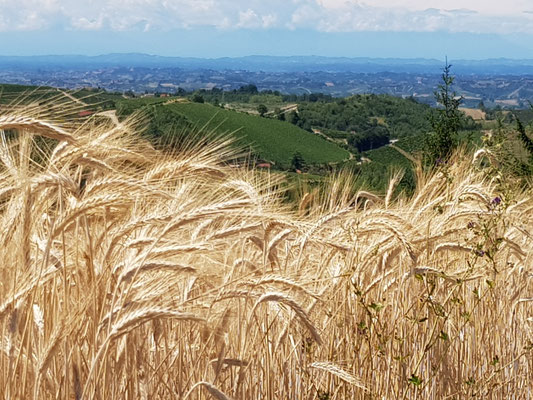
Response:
[465,377,476,386]
[460,311,471,322]
[370,302,384,312]
[408,374,422,386]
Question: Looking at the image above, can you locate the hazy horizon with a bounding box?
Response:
[2,1,533,60]
[3,51,533,62]
[1,29,532,60]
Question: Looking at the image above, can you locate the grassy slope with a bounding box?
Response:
[0,83,349,167]
[365,130,484,164]
[0,84,122,107]
[354,131,485,193]
[0,84,55,105]
[165,102,350,167]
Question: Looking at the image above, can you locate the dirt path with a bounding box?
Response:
[264,103,298,116]
[164,97,189,105]
[312,128,356,161]
[508,84,526,99]
[280,104,298,113]
[312,128,338,144]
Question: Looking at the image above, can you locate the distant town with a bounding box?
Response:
[1,54,533,108]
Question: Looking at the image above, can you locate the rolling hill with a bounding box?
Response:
[119,100,351,167]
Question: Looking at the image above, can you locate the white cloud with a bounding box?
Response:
[329,0,530,16]
[261,14,278,29]
[289,1,533,34]
[0,0,532,34]
[236,9,260,28]
[70,16,105,30]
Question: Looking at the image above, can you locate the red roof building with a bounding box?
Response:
[78,110,94,117]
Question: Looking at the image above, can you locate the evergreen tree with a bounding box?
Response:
[426,60,463,162]
[290,152,305,171]
[516,118,533,159]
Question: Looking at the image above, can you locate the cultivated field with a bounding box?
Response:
[0,99,532,399]
[459,107,486,121]
[158,102,350,167]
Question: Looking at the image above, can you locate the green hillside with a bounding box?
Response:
[0,84,120,108]
[354,130,485,194]
[0,84,55,105]
[0,84,349,167]
[123,101,350,167]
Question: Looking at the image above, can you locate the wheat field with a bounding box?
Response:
[0,98,532,399]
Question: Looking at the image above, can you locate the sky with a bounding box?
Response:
[1,0,533,59]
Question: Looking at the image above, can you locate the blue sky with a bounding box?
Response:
[1,0,533,59]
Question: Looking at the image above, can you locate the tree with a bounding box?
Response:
[290,152,306,171]
[348,126,390,152]
[257,104,268,117]
[516,118,533,165]
[289,111,300,125]
[191,93,204,103]
[426,60,463,162]
[238,84,258,94]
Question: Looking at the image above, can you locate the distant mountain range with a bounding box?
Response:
[2,53,533,75]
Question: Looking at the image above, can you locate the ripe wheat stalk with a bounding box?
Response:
[0,97,531,399]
